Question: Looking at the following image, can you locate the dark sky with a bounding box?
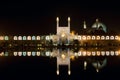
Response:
[0,0,120,35]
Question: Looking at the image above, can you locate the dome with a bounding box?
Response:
[92,19,107,33]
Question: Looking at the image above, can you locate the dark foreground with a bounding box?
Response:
[0,56,120,80]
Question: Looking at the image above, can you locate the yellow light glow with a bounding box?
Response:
[71,31,75,36]
[61,33,65,37]
[70,55,75,60]
[61,54,66,59]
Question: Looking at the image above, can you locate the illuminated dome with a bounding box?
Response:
[92,19,107,33]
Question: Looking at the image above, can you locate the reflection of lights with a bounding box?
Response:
[97,51,100,56]
[87,36,91,40]
[110,51,114,56]
[14,52,17,56]
[110,36,114,40]
[68,70,71,75]
[92,36,95,40]
[101,51,105,56]
[82,36,86,40]
[37,52,40,56]
[106,36,109,39]
[27,52,31,56]
[70,55,75,60]
[92,51,96,56]
[84,61,87,70]
[115,51,119,56]
[97,36,100,40]
[87,51,91,56]
[18,52,22,56]
[57,70,59,75]
[96,69,99,72]
[78,36,81,40]
[101,36,105,40]
[83,51,86,56]
[61,54,66,59]
[106,51,110,56]
[115,36,119,40]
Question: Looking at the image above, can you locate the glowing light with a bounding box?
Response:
[46,52,50,56]
[18,36,22,40]
[56,17,59,21]
[82,36,86,40]
[87,36,91,40]
[23,52,27,56]
[92,36,95,40]
[46,36,50,40]
[68,17,70,21]
[27,52,31,56]
[68,70,71,75]
[70,55,75,60]
[110,51,114,56]
[27,36,31,40]
[101,36,105,40]
[61,54,66,59]
[97,36,100,40]
[13,36,17,40]
[57,70,59,75]
[23,36,26,40]
[14,52,17,56]
[5,36,9,40]
[110,36,114,40]
[18,52,22,56]
[96,69,99,72]
[106,51,110,56]
[0,36,4,40]
[115,36,119,40]
[0,52,4,56]
[32,36,36,40]
[71,31,75,36]
[106,36,109,40]
[61,33,65,37]
[32,52,36,56]
[84,61,87,70]
[37,52,40,56]
[115,51,119,56]
[36,36,40,40]
[97,51,100,56]
[83,51,86,56]
[78,51,82,56]
[75,52,78,56]
[92,51,96,56]
[101,51,105,56]
[87,51,91,56]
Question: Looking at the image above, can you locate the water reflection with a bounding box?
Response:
[0,47,120,75]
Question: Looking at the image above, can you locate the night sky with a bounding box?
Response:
[0,0,120,35]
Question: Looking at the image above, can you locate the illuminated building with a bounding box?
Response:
[0,17,120,75]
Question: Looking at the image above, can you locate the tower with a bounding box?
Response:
[83,21,87,29]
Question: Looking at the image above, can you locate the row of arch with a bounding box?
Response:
[75,51,120,56]
[0,35,120,41]
[75,35,120,40]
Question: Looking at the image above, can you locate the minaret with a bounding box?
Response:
[56,17,59,27]
[96,18,99,28]
[83,21,87,29]
[68,17,70,27]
